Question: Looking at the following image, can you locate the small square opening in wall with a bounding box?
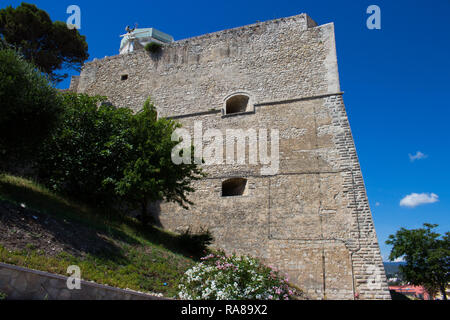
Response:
[121,74,128,81]
[222,178,248,197]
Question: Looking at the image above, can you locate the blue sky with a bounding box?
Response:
[4,0,449,260]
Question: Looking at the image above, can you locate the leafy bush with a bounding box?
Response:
[145,42,162,54]
[36,93,133,206]
[37,95,203,219]
[0,291,7,300]
[178,252,300,300]
[112,98,204,224]
[0,48,61,168]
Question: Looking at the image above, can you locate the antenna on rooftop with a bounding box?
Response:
[125,22,138,33]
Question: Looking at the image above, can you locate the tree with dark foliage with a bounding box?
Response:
[0,47,61,169]
[386,223,449,300]
[36,96,204,222]
[37,93,133,207]
[113,98,205,225]
[0,2,88,82]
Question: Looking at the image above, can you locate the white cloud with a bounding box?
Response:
[409,151,428,162]
[375,202,380,207]
[400,192,439,208]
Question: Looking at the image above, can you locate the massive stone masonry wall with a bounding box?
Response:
[73,13,338,116]
[72,13,390,299]
[324,95,391,299]
[153,95,390,299]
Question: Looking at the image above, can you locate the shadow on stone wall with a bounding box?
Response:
[149,200,162,227]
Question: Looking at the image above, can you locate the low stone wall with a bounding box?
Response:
[0,262,166,300]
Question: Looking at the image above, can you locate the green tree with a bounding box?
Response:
[386,223,450,300]
[37,93,133,207]
[113,98,204,225]
[0,35,7,49]
[0,2,88,82]
[0,47,61,169]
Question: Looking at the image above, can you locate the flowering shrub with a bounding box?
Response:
[178,252,300,300]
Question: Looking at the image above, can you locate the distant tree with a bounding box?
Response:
[386,223,450,300]
[37,93,133,206]
[113,98,204,225]
[0,3,88,82]
[0,47,61,169]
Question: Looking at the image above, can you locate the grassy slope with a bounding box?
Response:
[0,174,197,298]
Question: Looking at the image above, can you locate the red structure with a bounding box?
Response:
[389,285,432,300]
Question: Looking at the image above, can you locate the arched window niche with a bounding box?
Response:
[221,178,248,197]
[222,92,254,116]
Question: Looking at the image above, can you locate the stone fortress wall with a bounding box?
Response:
[70,13,391,300]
